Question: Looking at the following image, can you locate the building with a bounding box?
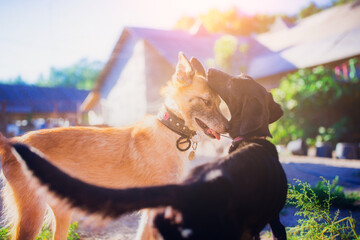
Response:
[82,1,360,127]
[0,84,89,136]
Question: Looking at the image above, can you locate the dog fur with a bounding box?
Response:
[7,69,288,239]
[0,53,229,240]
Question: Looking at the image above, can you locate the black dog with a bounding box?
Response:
[11,69,287,240]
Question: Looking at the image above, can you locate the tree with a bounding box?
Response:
[299,2,322,19]
[36,59,103,90]
[173,16,196,31]
[1,76,28,85]
[298,0,356,19]
[332,0,355,6]
[174,7,276,36]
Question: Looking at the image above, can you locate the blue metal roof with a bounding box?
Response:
[0,84,89,114]
[123,27,296,79]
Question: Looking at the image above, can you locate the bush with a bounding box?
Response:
[67,221,80,240]
[287,178,359,239]
[0,222,79,240]
[288,177,360,210]
[270,59,360,145]
[0,227,9,240]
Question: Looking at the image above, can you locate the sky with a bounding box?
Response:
[0,0,332,84]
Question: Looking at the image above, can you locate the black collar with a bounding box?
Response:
[158,105,197,151]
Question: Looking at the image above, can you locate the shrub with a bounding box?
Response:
[270,59,360,145]
[0,222,79,240]
[287,178,359,239]
[67,221,80,240]
[35,226,52,240]
[288,176,360,210]
[0,227,10,240]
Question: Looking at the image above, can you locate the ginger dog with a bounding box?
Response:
[0,52,229,240]
[4,69,287,240]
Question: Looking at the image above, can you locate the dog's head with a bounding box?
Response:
[162,53,229,139]
[207,69,283,139]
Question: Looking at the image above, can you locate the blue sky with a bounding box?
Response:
[0,0,332,83]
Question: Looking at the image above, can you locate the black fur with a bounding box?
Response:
[12,68,288,240]
[13,137,287,239]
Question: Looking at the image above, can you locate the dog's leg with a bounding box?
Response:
[2,156,47,240]
[14,199,46,240]
[51,206,73,240]
[269,216,287,240]
[153,208,187,240]
[135,209,153,240]
[253,235,261,240]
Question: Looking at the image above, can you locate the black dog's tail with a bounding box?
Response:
[11,143,187,219]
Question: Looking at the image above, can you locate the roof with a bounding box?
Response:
[269,17,295,32]
[256,1,360,70]
[127,27,230,67]
[0,84,89,114]
[84,1,360,110]
[257,1,360,51]
[113,27,278,78]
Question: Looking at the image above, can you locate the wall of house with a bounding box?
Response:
[94,37,147,127]
[144,42,175,114]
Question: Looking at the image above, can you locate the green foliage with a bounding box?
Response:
[299,2,322,19]
[174,0,355,36]
[67,222,80,240]
[36,59,103,90]
[214,35,239,72]
[289,177,360,210]
[208,35,249,74]
[287,178,359,239]
[0,222,79,240]
[1,59,102,90]
[174,7,277,36]
[0,76,28,85]
[173,16,196,31]
[0,227,10,240]
[299,0,356,19]
[270,61,360,145]
[35,226,52,240]
[332,0,356,6]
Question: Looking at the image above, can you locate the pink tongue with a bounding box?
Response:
[207,129,221,140]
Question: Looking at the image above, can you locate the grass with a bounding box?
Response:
[0,222,79,240]
[286,177,359,240]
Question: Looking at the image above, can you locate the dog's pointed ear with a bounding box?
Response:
[239,96,271,137]
[190,57,206,77]
[174,52,194,86]
[267,92,283,124]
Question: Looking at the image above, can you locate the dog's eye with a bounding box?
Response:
[200,98,211,106]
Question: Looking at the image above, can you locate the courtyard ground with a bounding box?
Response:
[1,140,359,239]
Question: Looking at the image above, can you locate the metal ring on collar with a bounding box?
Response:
[176,136,192,151]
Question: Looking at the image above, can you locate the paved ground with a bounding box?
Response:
[1,140,360,239]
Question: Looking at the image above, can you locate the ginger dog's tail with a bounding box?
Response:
[11,143,190,219]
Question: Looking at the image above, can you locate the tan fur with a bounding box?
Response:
[0,53,228,240]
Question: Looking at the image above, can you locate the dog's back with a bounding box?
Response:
[227,139,287,237]
[157,138,287,239]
